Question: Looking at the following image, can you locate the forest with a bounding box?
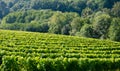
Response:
[0,0,120,41]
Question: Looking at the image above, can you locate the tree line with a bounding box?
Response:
[0,0,120,19]
[0,0,120,41]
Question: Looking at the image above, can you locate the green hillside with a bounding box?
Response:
[1,0,120,41]
[0,30,120,71]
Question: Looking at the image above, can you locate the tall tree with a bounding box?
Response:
[111,2,120,17]
[93,13,111,39]
[108,18,120,41]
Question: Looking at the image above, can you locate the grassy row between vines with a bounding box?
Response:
[0,30,120,71]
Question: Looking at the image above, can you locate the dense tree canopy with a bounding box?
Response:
[0,0,120,19]
[0,0,120,41]
[108,18,120,41]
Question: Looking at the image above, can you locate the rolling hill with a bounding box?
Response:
[0,30,120,71]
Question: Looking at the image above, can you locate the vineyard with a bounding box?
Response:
[0,30,120,71]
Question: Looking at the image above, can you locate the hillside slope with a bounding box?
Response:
[0,30,120,71]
